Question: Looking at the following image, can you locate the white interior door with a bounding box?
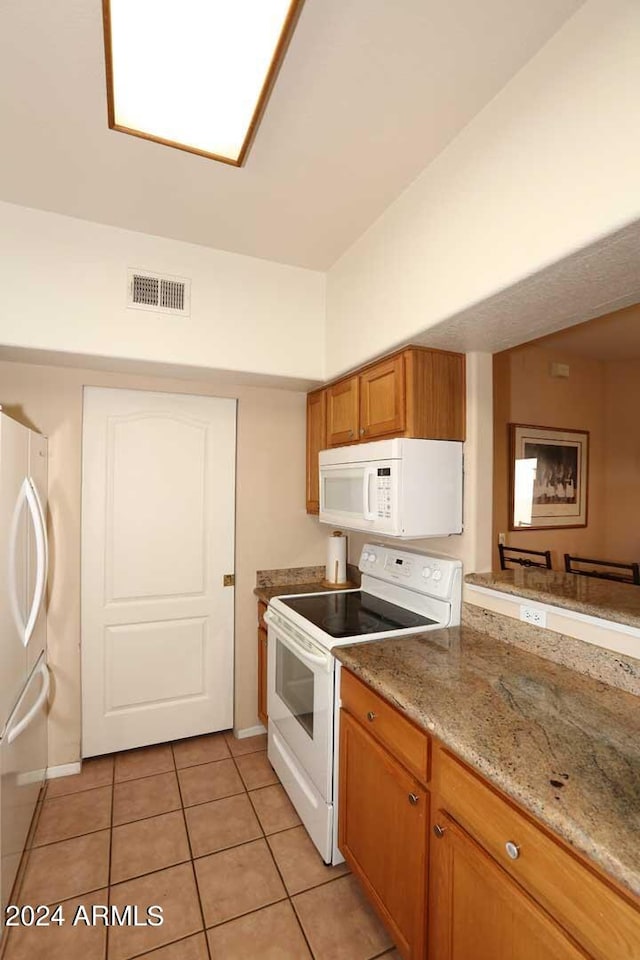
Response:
[81,387,236,757]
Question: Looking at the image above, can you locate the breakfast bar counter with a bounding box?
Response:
[465,568,640,629]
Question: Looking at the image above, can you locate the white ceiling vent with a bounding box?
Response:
[127,269,191,316]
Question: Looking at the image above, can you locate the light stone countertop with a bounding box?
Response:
[465,569,640,629]
[334,626,640,898]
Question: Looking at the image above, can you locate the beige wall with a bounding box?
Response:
[603,360,640,561]
[0,359,327,767]
[492,343,638,570]
[0,201,326,382]
[326,0,640,376]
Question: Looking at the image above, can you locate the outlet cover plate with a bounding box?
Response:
[520,604,547,628]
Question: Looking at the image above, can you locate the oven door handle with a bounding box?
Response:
[264,610,332,670]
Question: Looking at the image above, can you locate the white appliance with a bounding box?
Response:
[266,543,461,864]
[319,437,463,539]
[0,410,49,937]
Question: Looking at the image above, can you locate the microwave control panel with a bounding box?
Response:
[375,467,392,519]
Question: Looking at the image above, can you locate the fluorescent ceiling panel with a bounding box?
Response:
[104,0,302,165]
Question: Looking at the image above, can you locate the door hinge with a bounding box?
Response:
[223,574,235,587]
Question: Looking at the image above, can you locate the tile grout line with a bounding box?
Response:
[239,751,319,960]
[171,740,214,960]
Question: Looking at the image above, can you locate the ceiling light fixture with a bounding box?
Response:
[102,0,304,166]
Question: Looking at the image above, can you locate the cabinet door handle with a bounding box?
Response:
[505,841,520,860]
[366,711,376,722]
[349,429,354,438]
[433,824,446,838]
[360,428,365,436]
[408,793,419,806]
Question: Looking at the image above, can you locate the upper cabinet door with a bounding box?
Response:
[306,389,327,514]
[359,355,406,441]
[327,377,359,447]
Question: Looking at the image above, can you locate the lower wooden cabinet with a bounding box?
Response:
[339,709,429,960]
[338,669,640,960]
[257,601,268,727]
[429,813,588,960]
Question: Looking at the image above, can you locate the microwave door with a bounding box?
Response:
[320,467,367,523]
[320,461,397,534]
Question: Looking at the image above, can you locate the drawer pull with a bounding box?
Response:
[366,711,376,722]
[408,793,419,806]
[505,841,520,860]
[433,824,446,839]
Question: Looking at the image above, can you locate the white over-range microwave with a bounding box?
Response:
[319,437,463,539]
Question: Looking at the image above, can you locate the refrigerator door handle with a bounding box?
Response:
[6,661,50,745]
[23,477,48,648]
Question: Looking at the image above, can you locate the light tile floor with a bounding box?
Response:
[2,732,401,960]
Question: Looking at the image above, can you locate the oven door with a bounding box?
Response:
[265,609,334,800]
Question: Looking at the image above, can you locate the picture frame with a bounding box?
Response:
[509,424,589,531]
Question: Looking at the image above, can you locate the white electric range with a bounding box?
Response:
[265,543,462,864]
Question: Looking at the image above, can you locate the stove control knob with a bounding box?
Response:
[432,570,443,582]
[368,553,377,563]
[421,567,431,578]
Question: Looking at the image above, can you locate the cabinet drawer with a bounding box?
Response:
[436,747,640,960]
[341,670,429,784]
[257,601,268,630]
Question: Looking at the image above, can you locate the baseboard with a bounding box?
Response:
[234,724,267,739]
[46,761,81,780]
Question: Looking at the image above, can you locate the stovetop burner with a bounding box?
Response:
[280,591,437,639]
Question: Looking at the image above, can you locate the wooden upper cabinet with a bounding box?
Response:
[327,376,359,447]
[318,347,465,450]
[404,348,465,441]
[306,389,327,514]
[306,346,466,514]
[429,813,589,960]
[359,354,406,441]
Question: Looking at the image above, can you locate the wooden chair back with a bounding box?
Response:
[498,545,552,571]
[563,554,640,585]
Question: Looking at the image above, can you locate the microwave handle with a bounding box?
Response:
[363,466,377,521]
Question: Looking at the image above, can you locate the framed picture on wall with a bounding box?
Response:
[509,424,589,530]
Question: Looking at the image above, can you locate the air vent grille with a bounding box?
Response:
[127,270,190,316]
[132,274,159,306]
[160,279,185,312]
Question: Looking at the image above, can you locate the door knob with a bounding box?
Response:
[433,824,446,839]
[505,841,520,860]
[408,793,419,806]
[366,711,376,722]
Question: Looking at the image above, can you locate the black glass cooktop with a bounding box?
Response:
[281,591,437,638]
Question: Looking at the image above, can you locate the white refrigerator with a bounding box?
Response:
[0,410,49,934]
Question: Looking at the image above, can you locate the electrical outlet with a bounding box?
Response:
[498,532,506,546]
[520,604,546,628]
